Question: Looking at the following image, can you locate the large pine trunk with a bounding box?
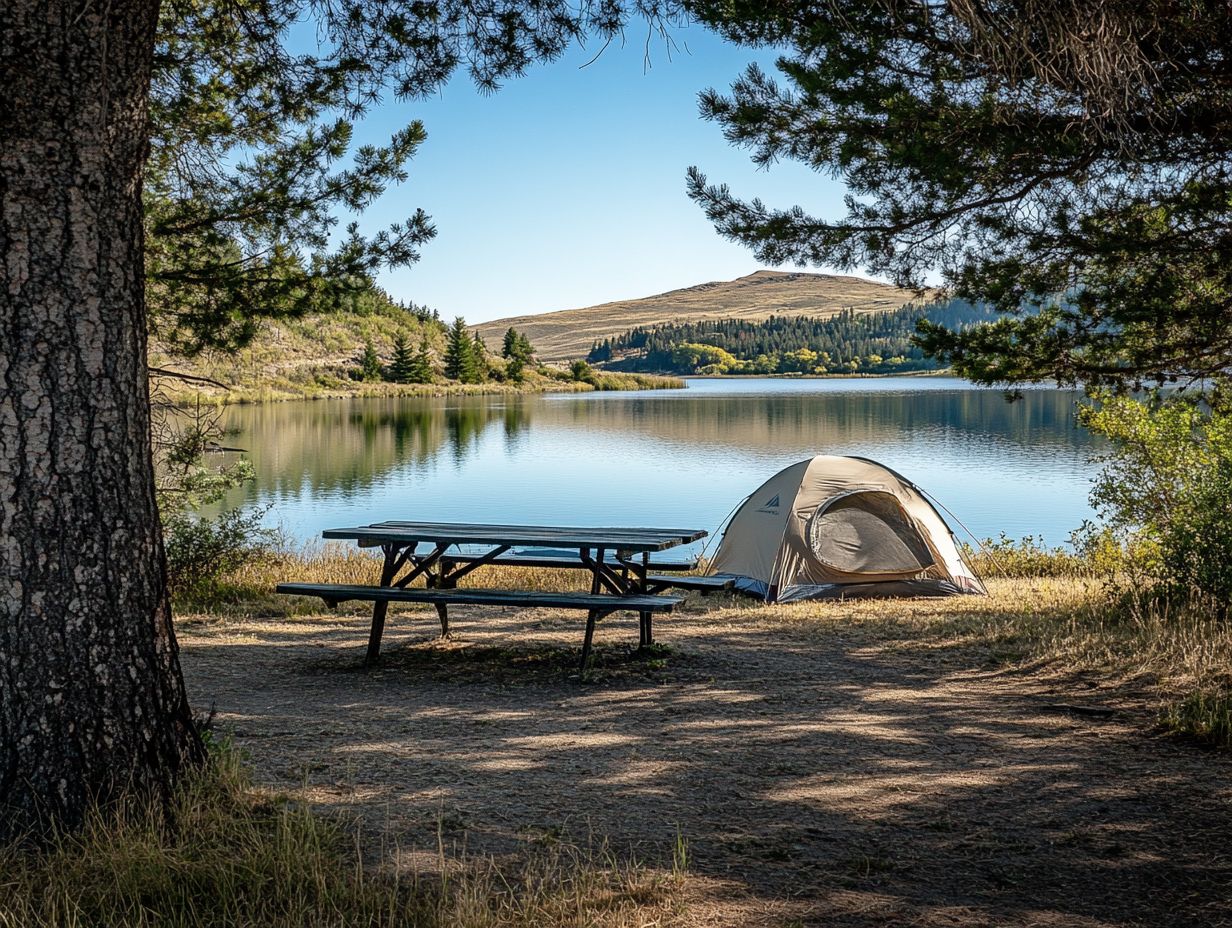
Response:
[0,0,204,839]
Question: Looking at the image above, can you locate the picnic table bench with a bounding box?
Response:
[277,521,717,674]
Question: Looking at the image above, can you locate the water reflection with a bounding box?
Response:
[212,378,1099,550]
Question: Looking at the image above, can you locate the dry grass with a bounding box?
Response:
[759,576,1232,745]
[0,741,688,928]
[184,548,1232,749]
[473,270,927,361]
[149,307,681,406]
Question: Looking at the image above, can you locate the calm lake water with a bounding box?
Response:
[212,376,1101,556]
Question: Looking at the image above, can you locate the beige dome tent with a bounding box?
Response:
[707,455,986,602]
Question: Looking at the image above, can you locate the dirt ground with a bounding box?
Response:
[179,594,1232,928]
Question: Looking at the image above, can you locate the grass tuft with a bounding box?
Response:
[1162,687,1232,749]
[0,742,686,928]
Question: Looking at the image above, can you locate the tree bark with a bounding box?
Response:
[1,0,204,839]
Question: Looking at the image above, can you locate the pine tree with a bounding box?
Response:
[516,331,535,362]
[502,327,520,359]
[359,340,382,381]
[444,317,475,382]
[387,332,414,383]
[409,335,434,384]
[471,332,490,381]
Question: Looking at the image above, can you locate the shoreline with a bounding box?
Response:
[153,370,686,407]
[678,368,954,380]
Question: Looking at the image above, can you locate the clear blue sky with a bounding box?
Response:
[350,25,854,323]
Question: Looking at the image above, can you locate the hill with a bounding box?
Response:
[473,270,927,361]
[148,297,678,403]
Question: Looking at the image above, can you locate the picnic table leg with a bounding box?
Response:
[365,545,400,666]
[579,609,598,676]
[427,564,451,638]
[576,548,605,676]
[637,552,653,649]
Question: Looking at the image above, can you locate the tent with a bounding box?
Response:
[707,455,986,602]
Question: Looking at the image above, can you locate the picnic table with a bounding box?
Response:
[277,521,721,673]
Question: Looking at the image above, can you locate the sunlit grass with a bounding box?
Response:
[179,546,1232,749]
[755,576,1232,745]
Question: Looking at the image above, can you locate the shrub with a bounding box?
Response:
[963,533,1090,578]
[165,508,276,600]
[569,359,597,384]
[1079,392,1232,612]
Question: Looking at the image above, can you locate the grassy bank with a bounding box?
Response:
[0,742,687,928]
[182,543,1232,750]
[150,306,683,405]
[154,369,683,406]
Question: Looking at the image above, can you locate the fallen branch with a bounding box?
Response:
[149,366,230,390]
[1044,703,1117,718]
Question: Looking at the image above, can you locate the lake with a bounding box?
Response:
[211,376,1102,556]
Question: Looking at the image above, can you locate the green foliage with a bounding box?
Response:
[164,509,276,601]
[409,335,435,384]
[386,332,415,383]
[569,359,597,384]
[150,397,271,599]
[471,332,491,381]
[500,328,536,381]
[444,317,480,383]
[153,400,254,517]
[963,534,1091,580]
[358,340,382,382]
[591,301,994,374]
[1079,393,1232,609]
[502,327,535,362]
[670,343,741,375]
[144,0,688,355]
[1163,688,1232,750]
[684,1,1232,391]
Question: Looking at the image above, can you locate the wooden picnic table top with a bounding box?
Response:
[321,521,707,552]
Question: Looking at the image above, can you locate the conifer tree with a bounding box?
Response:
[444,317,475,383]
[387,332,414,383]
[516,331,535,363]
[359,340,382,382]
[471,332,490,381]
[502,327,521,359]
[687,0,1232,391]
[409,335,434,384]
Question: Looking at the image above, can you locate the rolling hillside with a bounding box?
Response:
[474,270,928,361]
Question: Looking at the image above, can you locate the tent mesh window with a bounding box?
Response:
[807,491,935,574]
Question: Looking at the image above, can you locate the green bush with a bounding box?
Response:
[165,508,276,599]
[569,359,597,384]
[963,533,1090,578]
[1079,392,1232,612]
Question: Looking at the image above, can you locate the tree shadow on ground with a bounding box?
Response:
[179,601,1232,928]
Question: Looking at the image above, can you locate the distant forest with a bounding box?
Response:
[587,300,998,375]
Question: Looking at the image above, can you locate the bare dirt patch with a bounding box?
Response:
[179,592,1232,927]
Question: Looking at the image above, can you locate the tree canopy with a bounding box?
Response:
[684,0,1232,391]
[147,0,687,355]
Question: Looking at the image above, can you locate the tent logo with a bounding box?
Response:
[756,494,781,513]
